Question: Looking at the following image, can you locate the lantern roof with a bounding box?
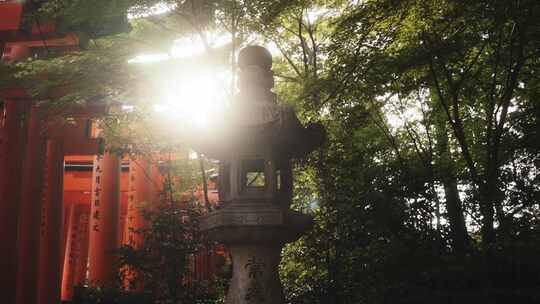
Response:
[190,46,325,160]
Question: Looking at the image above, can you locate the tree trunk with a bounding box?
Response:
[442,176,470,253]
[478,185,496,248]
[434,106,470,253]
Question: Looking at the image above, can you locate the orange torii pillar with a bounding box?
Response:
[88,152,121,287]
[123,157,152,248]
[120,157,153,290]
[37,140,65,304]
[61,203,78,300]
[61,203,90,300]
[42,115,102,303]
[118,180,129,246]
[0,100,28,303]
[73,206,91,286]
[16,105,47,304]
[151,157,165,203]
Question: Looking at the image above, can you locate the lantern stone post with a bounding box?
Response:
[195,46,325,304]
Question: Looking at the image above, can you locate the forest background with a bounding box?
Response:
[1,0,540,303]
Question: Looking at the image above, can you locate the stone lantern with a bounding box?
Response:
[195,46,325,304]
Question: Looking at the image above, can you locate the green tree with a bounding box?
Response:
[275,0,540,303]
[328,0,540,248]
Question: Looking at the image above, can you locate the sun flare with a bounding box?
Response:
[132,33,232,129]
[159,68,230,127]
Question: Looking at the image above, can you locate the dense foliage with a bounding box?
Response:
[72,162,225,304]
[2,0,540,303]
[279,1,540,303]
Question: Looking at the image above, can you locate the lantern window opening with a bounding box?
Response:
[246,172,265,187]
[242,159,266,188]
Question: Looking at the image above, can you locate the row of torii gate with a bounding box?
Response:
[0,3,221,304]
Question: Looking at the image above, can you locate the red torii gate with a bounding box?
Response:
[0,98,28,304]
[0,3,223,302]
[0,2,130,301]
[0,89,111,303]
[0,94,158,303]
[45,107,105,303]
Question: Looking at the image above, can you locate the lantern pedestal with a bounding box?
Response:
[227,245,283,304]
[201,203,312,304]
